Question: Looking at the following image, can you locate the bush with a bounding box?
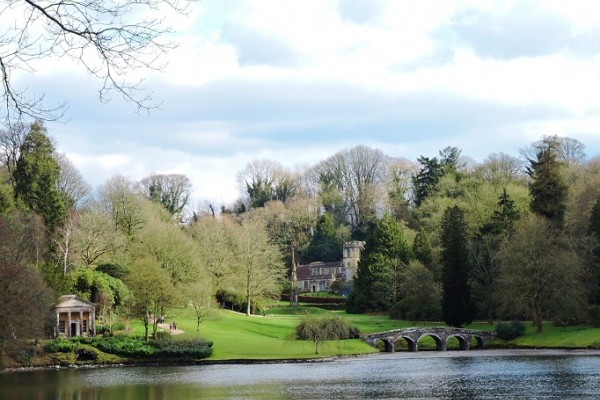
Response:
[44,338,77,353]
[495,320,526,340]
[149,339,213,359]
[92,335,155,358]
[294,315,361,353]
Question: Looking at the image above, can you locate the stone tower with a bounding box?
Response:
[342,241,365,281]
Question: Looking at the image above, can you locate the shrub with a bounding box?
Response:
[44,338,77,353]
[495,320,526,340]
[149,339,213,359]
[93,335,155,358]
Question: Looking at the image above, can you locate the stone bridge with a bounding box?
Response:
[363,327,494,352]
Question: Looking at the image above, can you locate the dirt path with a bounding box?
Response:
[157,323,184,335]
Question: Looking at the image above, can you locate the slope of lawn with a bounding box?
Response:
[143,307,378,360]
[126,307,600,361]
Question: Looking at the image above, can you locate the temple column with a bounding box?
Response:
[67,312,72,338]
[79,310,83,336]
[56,313,60,337]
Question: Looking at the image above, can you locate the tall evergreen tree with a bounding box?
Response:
[13,121,65,234]
[527,140,568,228]
[412,156,444,207]
[347,214,412,314]
[589,192,600,304]
[440,206,473,327]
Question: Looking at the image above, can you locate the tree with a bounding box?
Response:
[139,173,192,222]
[75,208,124,268]
[474,152,525,185]
[306,213,345,262]
[497,214,585,332]
[54,153,91,210]
[233,218,285,316]
[311,146,388,238]
[527,139,568,228]
[126,257,176,341]
[347,214,412,314]
[412,156,444,207]
[236,159,300,209]
[440,206,473,327]
[0,258,54,356]
[98,175,146,241]
[412,228,434,270]
[0,122,28,185]
[588,192,600,304]
[13,121,65,234]
[522,135,587,166]
[395,261,441,321]
[0,0,191,122]
[185,281,214,332]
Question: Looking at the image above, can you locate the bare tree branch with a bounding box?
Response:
[0,0,191,123]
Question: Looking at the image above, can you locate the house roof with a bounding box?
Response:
[55,295,95,311]
[296,261,343,280]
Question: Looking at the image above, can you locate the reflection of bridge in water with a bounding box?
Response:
[363,327,494,352]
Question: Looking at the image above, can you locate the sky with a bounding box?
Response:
[14,0,600,207]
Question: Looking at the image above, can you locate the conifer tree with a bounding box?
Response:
[347,214,412,314]
[527,139,568,228]
[13,121,65,234]
[440,206,473,327]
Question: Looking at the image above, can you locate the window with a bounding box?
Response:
[58,321,65,333]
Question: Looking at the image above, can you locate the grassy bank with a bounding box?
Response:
[129,306,600,360]
[7,306,600,369]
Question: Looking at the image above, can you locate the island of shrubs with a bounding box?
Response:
[44,334,213,361]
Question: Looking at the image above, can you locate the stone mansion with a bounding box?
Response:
[296,241,364,292]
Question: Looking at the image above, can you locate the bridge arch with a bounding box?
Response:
[396,336,417,352]
[374,338,395,352]
[471,335,485,349]
[417,333,445,351]
[447,334,469,350]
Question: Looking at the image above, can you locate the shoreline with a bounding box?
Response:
[5,348,600,373]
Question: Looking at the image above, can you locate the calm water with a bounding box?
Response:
[2,350,600,399]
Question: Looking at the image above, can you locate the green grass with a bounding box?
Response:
[150,307,377,360]
[125,308,600,361]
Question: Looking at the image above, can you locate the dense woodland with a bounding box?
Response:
[2,121,600,355]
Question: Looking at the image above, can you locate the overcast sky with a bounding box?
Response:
[19,0,600,207]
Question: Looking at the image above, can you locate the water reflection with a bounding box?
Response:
[2,353,600,400]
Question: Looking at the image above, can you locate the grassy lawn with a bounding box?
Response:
[123,306,600,361]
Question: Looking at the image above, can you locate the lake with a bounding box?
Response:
[2,350,600,399]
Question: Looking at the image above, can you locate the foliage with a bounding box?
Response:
[440,206,473,327]
[347,214,412,314]
[294,315,360,354]
[44,338,77,353]
[149,338,213,359]
[0,255,55,352]
[412,228,434,270]
[232,217,285,315]
[305,213,344,262]
[495,320,526,340]
[13,121,65,234]
[412,156,445,207]
[527,137,568,228]
[497,214,585,332]
[393,261,441,321]
[126,257,177,340]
